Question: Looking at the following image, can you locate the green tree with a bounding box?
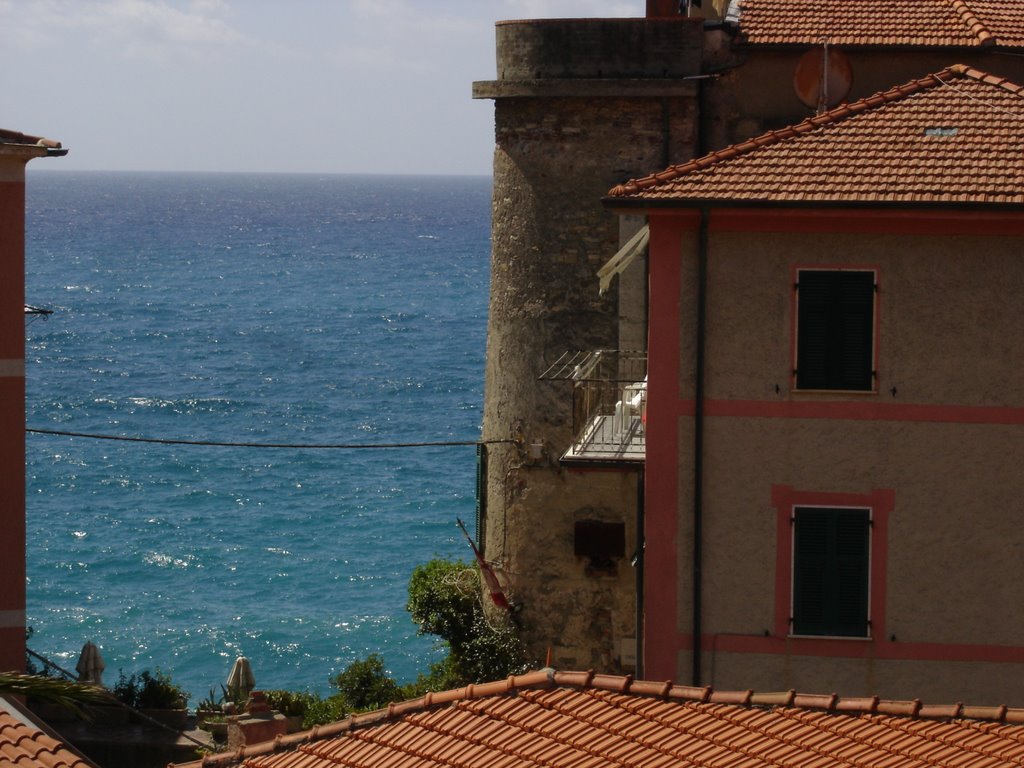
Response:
[405,558,527,690]
[330,654,401,712]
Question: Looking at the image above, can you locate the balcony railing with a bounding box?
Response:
[540,350,647,463]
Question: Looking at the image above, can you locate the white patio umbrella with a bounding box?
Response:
[75,641,105,686]
[225,656,255,701]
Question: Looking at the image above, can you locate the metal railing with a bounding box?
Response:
[541,351,647,462]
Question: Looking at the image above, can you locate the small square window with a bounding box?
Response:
[792,506,870,637]
[796,270,875,390]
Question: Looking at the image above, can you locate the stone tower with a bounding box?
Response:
[473,10,704,672]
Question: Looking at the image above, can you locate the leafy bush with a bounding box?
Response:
[114,669,189,709]
[302,693,346,728]
[264,689,316,718]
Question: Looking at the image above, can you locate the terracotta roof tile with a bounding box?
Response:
[0,128,62,150]
[607,64,1024,206]
[735,0,1024,48]
[971,0,1024,45]
[0,697,96,768]
[173,670,1024,768]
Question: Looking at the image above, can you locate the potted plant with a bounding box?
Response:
[194,687,223,726]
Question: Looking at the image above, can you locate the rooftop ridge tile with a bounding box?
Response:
[947,0,996,45]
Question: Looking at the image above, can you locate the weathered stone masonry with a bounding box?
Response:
[474,17,702,671]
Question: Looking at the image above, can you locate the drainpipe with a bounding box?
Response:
[692,207,709,685]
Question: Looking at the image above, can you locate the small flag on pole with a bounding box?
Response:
[456,518,511,611]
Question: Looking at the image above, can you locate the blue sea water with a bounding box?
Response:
[22,171,491,702]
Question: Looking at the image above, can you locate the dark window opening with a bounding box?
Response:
[575,520,625,574]
[792,506,870,637]
[796,270,874,391]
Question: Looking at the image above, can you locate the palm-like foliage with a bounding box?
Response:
[0,672,113,717]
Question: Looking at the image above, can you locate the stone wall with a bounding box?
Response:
[475,17,702,671]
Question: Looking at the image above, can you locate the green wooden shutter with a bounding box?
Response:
[796,271,874,390]
[793,507,870,637]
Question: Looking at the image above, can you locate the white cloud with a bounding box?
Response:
[0,0,245,59]
[0,1,646,174]
[100,0,243,46]
[321,2,492,77]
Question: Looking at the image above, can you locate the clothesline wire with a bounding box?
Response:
[26,427,513,450]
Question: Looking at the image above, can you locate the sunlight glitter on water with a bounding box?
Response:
[25,172,489,699]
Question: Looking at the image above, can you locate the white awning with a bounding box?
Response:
[597,224,649,295]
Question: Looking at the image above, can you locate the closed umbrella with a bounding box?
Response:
[75,641,105,686]
[226,656,255,701]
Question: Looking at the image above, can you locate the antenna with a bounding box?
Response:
[817,38,830,115]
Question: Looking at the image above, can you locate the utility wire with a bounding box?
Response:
[26,427,514,450]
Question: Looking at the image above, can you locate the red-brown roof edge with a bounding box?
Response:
[0,127,62,149]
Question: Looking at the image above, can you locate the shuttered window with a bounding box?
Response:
[796,270,875,391]
[792,506,870,637]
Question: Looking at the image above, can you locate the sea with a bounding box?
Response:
[22,170,492,704]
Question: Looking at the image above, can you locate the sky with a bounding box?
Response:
[0,0,640,175]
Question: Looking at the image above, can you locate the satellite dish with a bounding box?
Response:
[793,46,852,111]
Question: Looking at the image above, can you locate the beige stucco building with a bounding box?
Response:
[607,63,1024,702]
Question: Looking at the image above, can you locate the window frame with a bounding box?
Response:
[771,485,892,644]
[792,267,878,393]
[790,505,872,639]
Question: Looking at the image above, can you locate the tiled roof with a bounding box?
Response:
[607,65,1024,205]
[176,669,1024,768]
[734,0,1024,48]
[971,0,1024,46]
[0,696,96,768]
[0,128,62,150]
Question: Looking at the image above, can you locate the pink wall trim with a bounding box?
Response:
[642,632,1024,664]
[643,214,697,680]
[704,399,1024,424]
[0,178,25,673]
[707,209,1024,236]
[630,398,1024,426]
